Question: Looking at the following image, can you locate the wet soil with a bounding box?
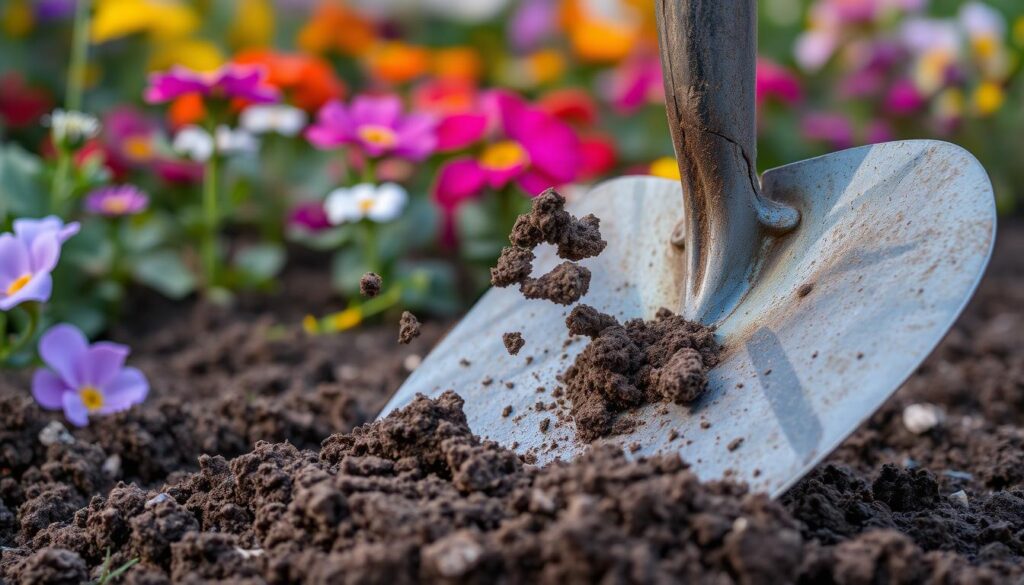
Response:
[0,221,1022,583]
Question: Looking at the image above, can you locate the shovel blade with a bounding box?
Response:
[380,140,996,498]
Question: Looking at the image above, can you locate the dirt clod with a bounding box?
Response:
[398,311,421,344]
[503,332,525,356]
[360,272,382,298]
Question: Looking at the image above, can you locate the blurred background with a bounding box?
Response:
[0,0,1021,333]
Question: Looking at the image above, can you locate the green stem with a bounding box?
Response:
[0,303,40,362]
[360,220,380,273]
[361,284,402,317]
[51,147,72,214]
[65,0,92,112]
[361,157,377,184]
[202,155,220,288]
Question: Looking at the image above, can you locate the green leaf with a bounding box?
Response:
[397,259,461,315]
[120,212,177,253]
[330,248,370,296]
[0,144,46,221]
[131,250,197,300]
[234,243,286,284]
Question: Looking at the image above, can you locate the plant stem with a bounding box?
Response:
[0,303,40,362]
[51,147,72,214]
[202,155,220,288]
[361,220,379,273]
[66,0,92,112]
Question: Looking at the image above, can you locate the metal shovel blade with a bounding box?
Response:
[380,139,995,497]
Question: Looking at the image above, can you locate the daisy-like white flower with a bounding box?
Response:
[44,109,101,147]
[172,125,259,162]
[239,105,308,137]
[325,183,408,225]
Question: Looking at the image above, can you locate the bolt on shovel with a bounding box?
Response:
[380,0,996,497]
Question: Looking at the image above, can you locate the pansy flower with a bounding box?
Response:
[325,183,408,225]
[84,185,150,217]
[306,95,438,161]
[32,324,149,427]
[0,217,79,310]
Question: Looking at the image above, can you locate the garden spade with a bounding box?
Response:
[379,0,996,497]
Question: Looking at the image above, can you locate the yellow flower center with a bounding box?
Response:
[480,140,529,172]
[973,82,1005,117]
[358,125,398,148]
[972,36,998,60]
[79,386,104,412]
[102,196,132,215]
[5,273,31,296]
[358,198,376,213]
[122,135,154,161]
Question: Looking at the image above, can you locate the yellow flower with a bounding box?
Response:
[91,0,199,44]
[2,0,34,38]
[972,82,1005,117]
[327,307,363,332]
[650,156,681,181]
[302,315,319,335]
[934,87,965,121]
[527,50,567,86]
[432,47,483,82]
[230,0,274,49]
[570,20,637,64]
[149,39,225,72]
[913,50,954,96]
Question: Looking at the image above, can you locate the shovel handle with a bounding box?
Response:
[656,0,799,324]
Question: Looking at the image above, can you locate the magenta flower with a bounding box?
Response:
[305,95,438,161]
[143,65,280,105]
[84,185,150,217]
[0,217,79,310]
[883,79,926,115]
[602,53,664,114]
[756,58,804,107]
[433,91,581,212]
[801,112,855,150]
[32,324,149,427]
[288,201,332,232]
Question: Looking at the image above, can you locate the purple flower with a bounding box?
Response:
[288,201,332,232]
[34,0,76,21]
[508,0,556,53]
[0,217,79,311]
[85,185,150,217]
[143,65,280,105]
[32,324,149,427]
[801,112,855,150]
[305,95,438,161]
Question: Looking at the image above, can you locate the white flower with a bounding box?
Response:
[172,125,259,162]
[420,0,510,22]
[325,183,408,225]
[44,109,101,146]
[239,105,308,137]
[959,2,1005,40]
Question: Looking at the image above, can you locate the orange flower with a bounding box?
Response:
[365,42,431,85]
[234,50,345,111]
[168,93,206,128]
[412,79,478,116]
[297,2,375,57]
[560,0,641,64]
[432,47,483,83]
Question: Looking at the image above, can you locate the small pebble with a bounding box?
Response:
[949,490,969,508]
[38,421,74,446]
[403,354,423,371]
[145,493,172,508]
[902,403,945,434]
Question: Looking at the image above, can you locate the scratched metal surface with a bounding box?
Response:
[379,139,996,498]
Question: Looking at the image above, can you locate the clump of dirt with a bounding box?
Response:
[563,305,721,441]
[503,332,525,356]
[359,272,382,298]
[398,311,421,344]
[491,189,606,305]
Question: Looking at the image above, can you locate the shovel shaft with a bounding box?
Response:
[656,0,799,324]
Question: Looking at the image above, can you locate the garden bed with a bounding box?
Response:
[1,220,1022,584]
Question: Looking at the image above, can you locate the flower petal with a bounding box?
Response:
[0,272,52,310]
[77,342,130,388]
[100,367,149,413]
[393,113,438,161]
[351,95,402,127]
[29,230,61,274]
[0,233,30,283]
[39,324,89,387]
[369,183,408,222]
[62,391,89,427]
[32,369,70,410]
[516,169,558,196]
[433,158,487,210]
[436,113,488,152]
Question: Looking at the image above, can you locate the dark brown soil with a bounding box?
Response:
[0,221,1022,584]
[563,305,720,441]
[398,311,421,345]
[359,272,382,298]
[502,332,525,356]
[491,189,606,305]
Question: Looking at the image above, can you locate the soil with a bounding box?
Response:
[397,311,421,345]
[359,273,382,298]
[563,305,720,441]
[0,221,1022,584]
[491,189,606,305]
[502,332,525,356]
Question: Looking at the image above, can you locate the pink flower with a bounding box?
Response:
[602,53,664,114]
[305,95,438,161]
[801,112,855,150]
[433,90,581,212]
[756,58,803,107]
[288,201,332,232]
[883,79,925,115]
[144,65,280,105]
[84,185,149,217]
